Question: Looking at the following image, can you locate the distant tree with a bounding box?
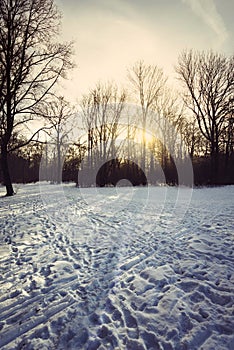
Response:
[0,132,43,183]
[0,0,73,195]
[128,60,166,171]
[63,141,87,184]
[182,118,207,159]
[80,82,126,185]
[152,87,185,166]
[225,114,234,161]
[176,50,234,179]
[38,96,75,184]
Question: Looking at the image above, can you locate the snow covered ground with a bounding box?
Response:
[0,183,233,350]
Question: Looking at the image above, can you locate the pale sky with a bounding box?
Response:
[55,0,234,102]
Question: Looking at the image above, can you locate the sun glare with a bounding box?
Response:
[131,127,155,145]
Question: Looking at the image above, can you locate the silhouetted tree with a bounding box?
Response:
[176,49,234,181]
[0,133,43,183]
[63,141,86,183]
[128,60,166,171]
[0,0,73,195]
[80,82,126,185]
[37,96,75,183]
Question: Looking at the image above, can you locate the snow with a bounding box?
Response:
[0,183,233,349]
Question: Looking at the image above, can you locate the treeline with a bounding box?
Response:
[1,53,234,187]
[2,150,233,186]
[1,133,233,187]
[40,54,234,187]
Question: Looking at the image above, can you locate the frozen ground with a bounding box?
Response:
[0,183,233,350]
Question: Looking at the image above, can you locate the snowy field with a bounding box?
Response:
[0,183,233,350]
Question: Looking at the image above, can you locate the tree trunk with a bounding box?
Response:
[57,139,61,184]
[1,144,14,196]
[141,118,146,172]
[210,151,219,184]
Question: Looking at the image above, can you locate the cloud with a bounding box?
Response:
[182,0,229,48]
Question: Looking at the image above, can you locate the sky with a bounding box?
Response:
[55,0,234,102]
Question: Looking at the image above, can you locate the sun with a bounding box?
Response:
[132,127,155,145]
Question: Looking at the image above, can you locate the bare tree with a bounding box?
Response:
[143,84,187,185]
[80,82,126,185]
[128,60,166,171]
[38,96,75,184]
[182,118,206,159]
[176,49,234,177]
[0,0,73,195]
